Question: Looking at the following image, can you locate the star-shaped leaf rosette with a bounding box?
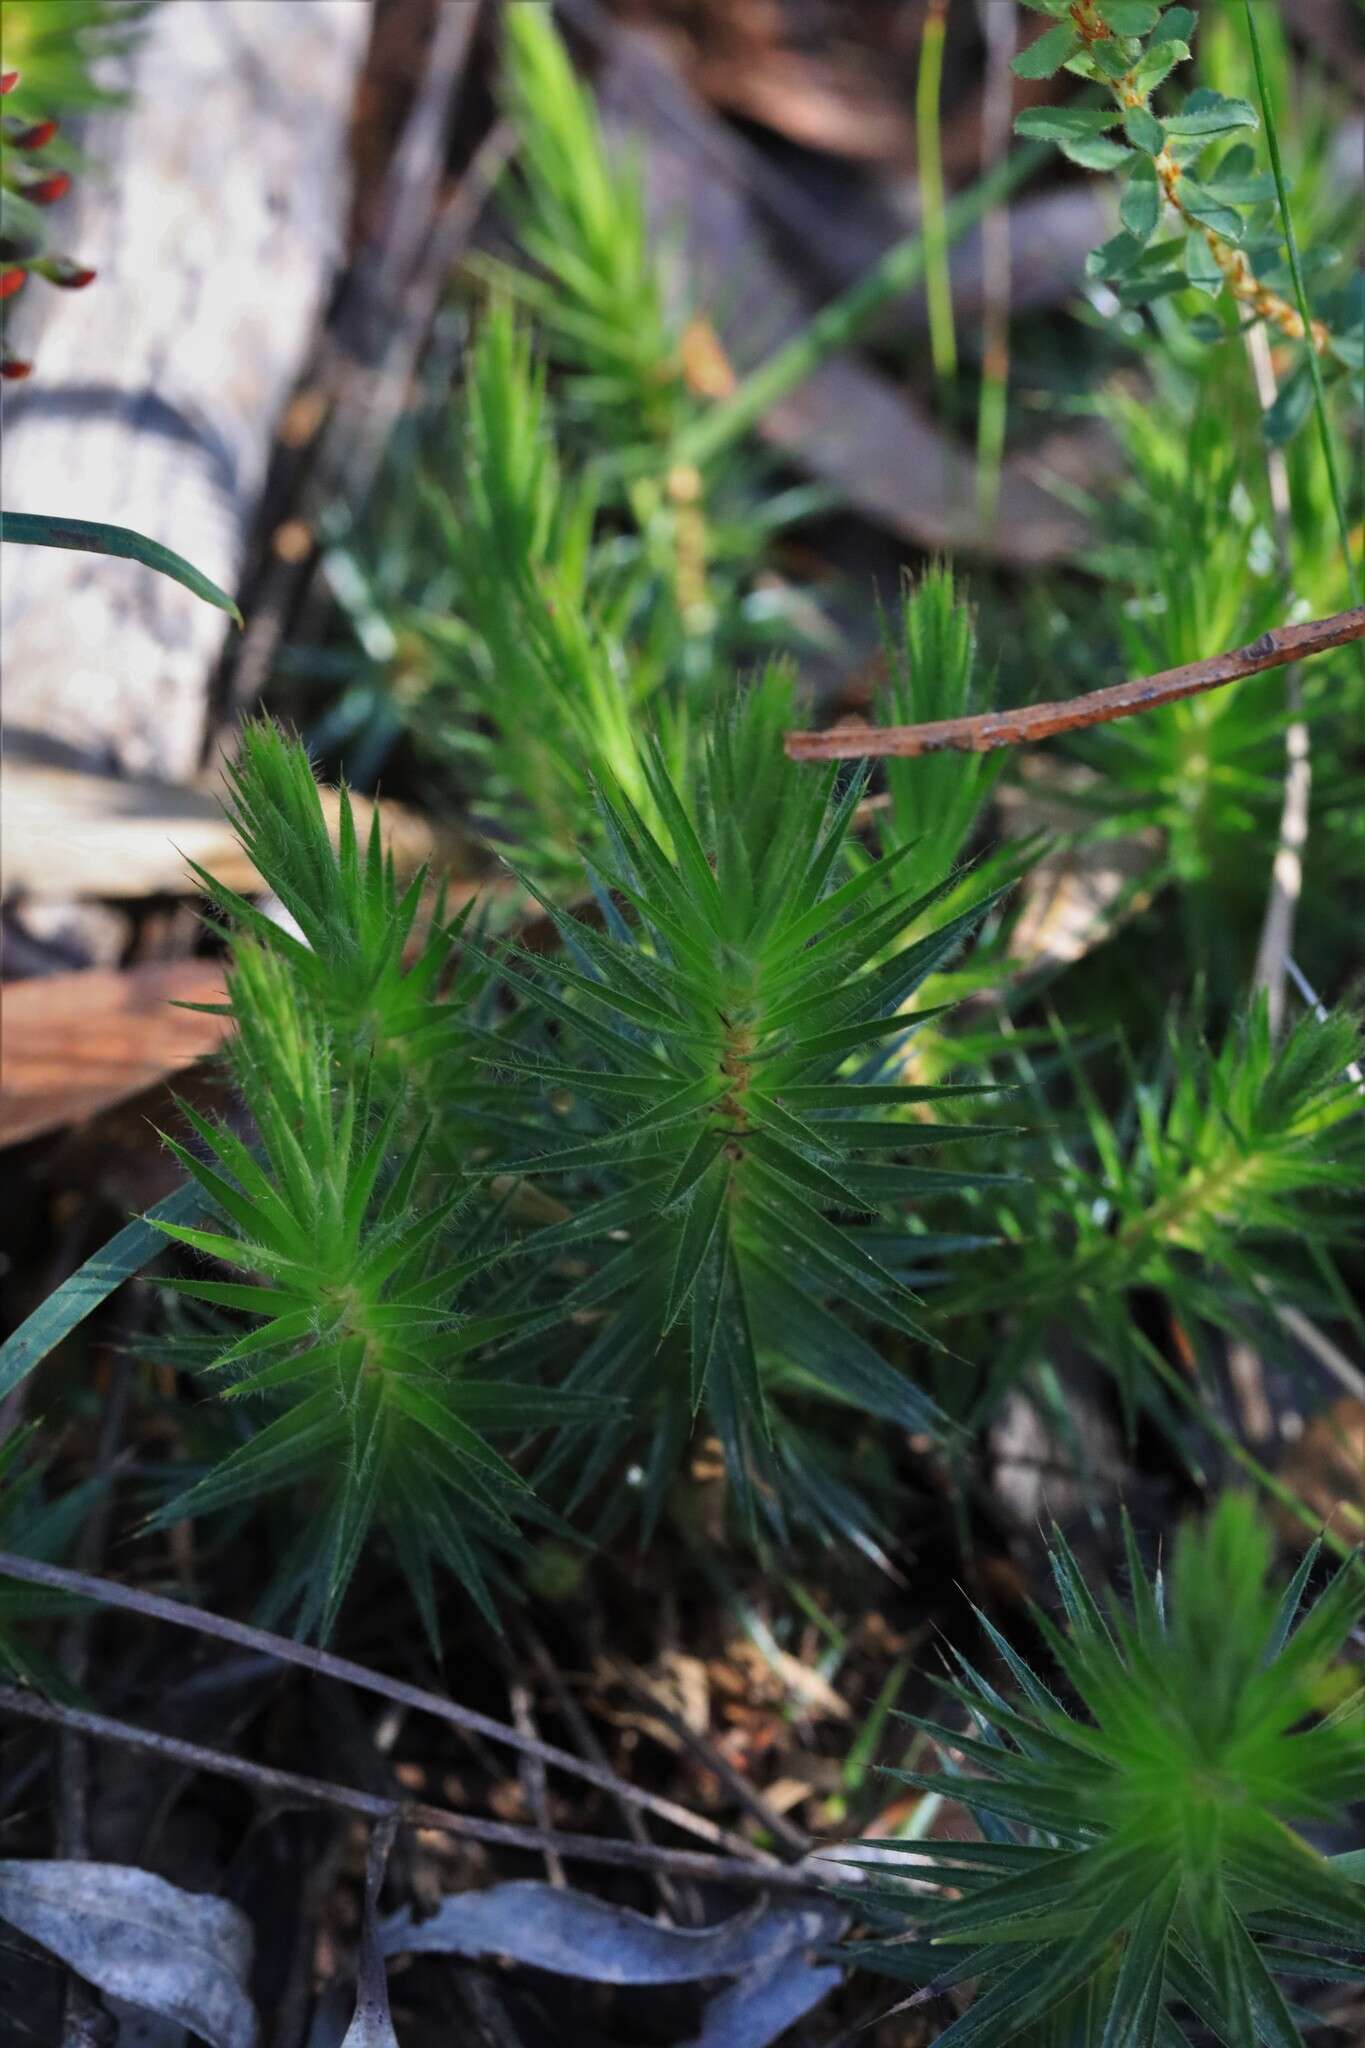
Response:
[846,1495,1365,2046]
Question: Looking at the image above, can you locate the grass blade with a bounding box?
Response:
[675,141,1046,468]
[0,512,244,624]
[0,1182,206,1401]
[1241,0,1360,610]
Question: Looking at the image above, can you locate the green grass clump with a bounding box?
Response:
[411,301,677,879]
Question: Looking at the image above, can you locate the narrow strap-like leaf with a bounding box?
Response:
[0,1181,206,1401]
[0,512,243,624]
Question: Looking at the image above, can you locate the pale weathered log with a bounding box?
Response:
[0,0,373,783]
[0,729,455,902]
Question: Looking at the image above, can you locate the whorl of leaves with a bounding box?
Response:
[847,1494,1365,2046]
[479,667,1007,1541]
[149,943,581,1644]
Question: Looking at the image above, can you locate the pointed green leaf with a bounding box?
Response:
[0,513,243,625]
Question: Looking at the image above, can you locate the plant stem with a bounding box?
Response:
[1246,321,1308,1039]
[974,0,1017,530]
[1068,1,1329,356]
[1241,0,1361,608]
[675,141,1046,471]
[917,0,957,384]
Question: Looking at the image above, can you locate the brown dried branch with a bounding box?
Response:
[0,1684,828,1896]
[0,1551,775,1867]
[520,1626,686,1920]
[785,607,1365,761]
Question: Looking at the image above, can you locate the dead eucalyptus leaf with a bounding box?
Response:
[383,1881,834,1986]
[0,1860,258,2048]
[383,1883,844,2048]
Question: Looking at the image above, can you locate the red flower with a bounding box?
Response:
[0,72,19,97]
[1,356,33,379]
[0,267,26,299]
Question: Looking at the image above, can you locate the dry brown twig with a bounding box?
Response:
[519,1626,687,1920]
[786,607,1365,761]
[610,1662,814,1862]
[0,1684,832,1897]
[0,1550,775,1866]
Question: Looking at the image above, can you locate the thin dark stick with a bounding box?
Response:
[509,1671,565,1889]
[785,606,1365,760]
[0,1685,827,1896]
[0,1551,772,1866]
[613,1665,814,1862]
[521,1627,685,1920]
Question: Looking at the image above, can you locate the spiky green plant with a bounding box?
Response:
[876,569,1006,892]
[1068,357,1288,977]
[147,942,580,1642]
[1020,314,1359,990]
[870,568,1035,974]
[479,668,1009,1539]
[847,1494,1365,2046]
[190,719,486,1104]
[841,571,1030,1101]
[486,1,827,668]
[496,1,685,462]
[315,0,1026,879]
[409,303,677,879]
[939,997,1365,1435]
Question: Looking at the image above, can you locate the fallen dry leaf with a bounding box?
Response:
[0,960,229,1150]
[696,44,912,161]
[761,1776,817,1818]
[720,1636,851,1723]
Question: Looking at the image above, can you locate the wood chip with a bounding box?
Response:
[0,961,229,1150]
